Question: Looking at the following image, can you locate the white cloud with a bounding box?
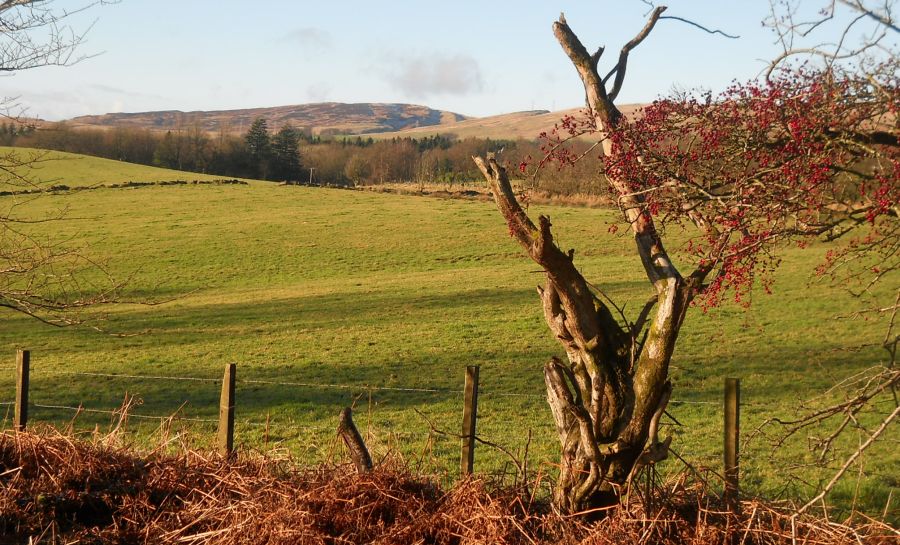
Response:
[89,84,168,102]
[305,82,332,102]
[3,87,99,120]
[282,27,332,50]
[381,53,484,99]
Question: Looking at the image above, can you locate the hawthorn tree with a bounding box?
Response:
[755,0,900,514]
[474,6,898,513]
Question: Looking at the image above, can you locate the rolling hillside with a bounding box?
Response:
[1,149,894,515]
[62,102,647,141]
[0,147,246,190]
[362,103,645,140]
[67,102,468,136]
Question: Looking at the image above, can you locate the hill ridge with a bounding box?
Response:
[64,102,646,141]
[68,102,468,137]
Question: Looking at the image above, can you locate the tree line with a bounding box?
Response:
[11,118,304,182]
[9,120,603,195]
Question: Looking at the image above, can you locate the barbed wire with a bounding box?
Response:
[237,420,332,431]
[480,391,545,398]
[37,371,221,383]
[29,402,342,431]
[239,378,458,394]
[30,402,218,423]
[10,368,735,408]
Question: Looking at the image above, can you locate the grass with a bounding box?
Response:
[0,146,237,190]
[0,148,896,520]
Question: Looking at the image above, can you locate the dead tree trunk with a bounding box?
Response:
[474,9,708,514]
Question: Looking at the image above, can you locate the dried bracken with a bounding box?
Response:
[0,428,895,544]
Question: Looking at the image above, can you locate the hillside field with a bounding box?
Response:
[0,147,240,190]
[364,104,645,140]
[0,148,896,518]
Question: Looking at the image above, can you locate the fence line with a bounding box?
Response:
[25,402,350,431]
[236,420,330,431]
[36,371,222,383]
[479,391,544,398]
[239,378,457,394]
[10,369,728,405]
[33,403,333,431]
[30,401,331,431]
[7,351,748,496]
[30,402,219,423]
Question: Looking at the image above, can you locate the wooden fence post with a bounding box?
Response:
[724,377,740,512]
[218,363,236,457]
[338,407,373,473]
[461,365,480,476]
[14,350,29,431]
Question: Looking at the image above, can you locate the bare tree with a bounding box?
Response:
[474,4,897,514]
[0,0,121,325]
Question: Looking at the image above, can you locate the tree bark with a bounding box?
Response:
[472,10,708,514]
[476,156,684,512]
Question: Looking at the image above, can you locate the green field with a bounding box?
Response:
[0,148,896,519]
[0,147,241,190]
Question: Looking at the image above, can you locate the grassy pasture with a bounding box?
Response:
[0,147,235,190]
[0,148,896,518]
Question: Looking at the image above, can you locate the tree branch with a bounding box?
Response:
[658,15,740,39]
[473,155,536,250]
[607,6,667,102]
[838,0,900,32]
[474,153,628,362]
[552,14,620,126]
[797,404,899,514]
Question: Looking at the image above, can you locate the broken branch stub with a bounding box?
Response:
[338,407,373,473]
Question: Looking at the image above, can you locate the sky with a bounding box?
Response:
[1,0,890,121]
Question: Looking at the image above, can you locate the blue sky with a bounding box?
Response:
[2,0,885,120]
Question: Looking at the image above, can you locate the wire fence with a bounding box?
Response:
[1,350,780,497]
[0,365,728,434]
[2,354,741,481]
[6,354,896,515]
[12,368,725,404]
[0,366,727,474]
[29,402,218,423]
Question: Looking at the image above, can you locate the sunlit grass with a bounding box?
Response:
[0,146,239,190]
[0,148,895,519]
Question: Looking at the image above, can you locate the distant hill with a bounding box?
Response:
[68,103,468,137]
[63,102,647,141]
[362,104,645,140]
